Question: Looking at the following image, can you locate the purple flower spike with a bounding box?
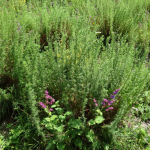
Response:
[103,99,108,102]
[113,91,118,95]
[95,103,98,106]
[116,88,120,92]
[113,88,120,95]
[93,98,97,103]
[49,108,53,111]
[46,101,52,105]
[106,109,109,111]
[51,99,55,103]
[109,107,113,110]
[45,95,53,100]
[39,102,47,109]
[101,102,105,105]
[45,90,49,94]
[110,95,115,99]
[108,100,113,105]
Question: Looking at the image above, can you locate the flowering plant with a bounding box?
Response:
[39,90,56,115]
[92,88,120,112]
[101,88,120,111]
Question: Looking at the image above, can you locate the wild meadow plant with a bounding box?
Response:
[100,88,120,112]
[39,90,107,149]
[1,0,150,149]
[39,90,55,112]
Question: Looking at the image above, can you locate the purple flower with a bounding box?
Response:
[45,95,53,100]
[45,90,49,94]
[103,99,108,102]
[113,91,118,95]
[46,101,52,105]
[108,100,113,105]
[106,109,109,111]
[113,88,120,95]
[51,99,55,103]
[49,108,53,111]
[95,103,98,106]
[93,98,97,103]
[110,95,115,99]
[112,88,120,96]
[109,107,113,110]
[17,26,21,30]
[39,102,47,109]
[116,88,120,91]
[46,99,55,105]
[101,102,105,105]
[45,90,55,106]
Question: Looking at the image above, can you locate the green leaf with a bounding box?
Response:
[57,142,66,150]
[54,125,64,133]
[55,108,64,114]
[45,123,53,130]
[95,116,105,124]
[51,105,57,108]
[74,137,83,149]
[77,130,83,135]
[64,111,73,116]
[67,128,77,138]
[68,118,82,129]
[48,112,52,116]
[88,119,95,126]
[44,117,51,122]
[144,91,150,97]
[51,115,58,121]
[59,115,66,122]
[86,129,95,142]
[9,126,24,139]
[96,109,103,115]
[140,128,146,135]
[134,104,139,108]
[55,101,60,106]
[46,140,56,150]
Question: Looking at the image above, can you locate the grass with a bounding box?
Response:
[0,0,150,149]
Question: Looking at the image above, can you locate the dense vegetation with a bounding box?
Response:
[0,0,150,149]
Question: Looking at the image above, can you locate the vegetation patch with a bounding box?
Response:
[0,0,150,149]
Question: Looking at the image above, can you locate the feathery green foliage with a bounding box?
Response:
[0,0,150,149]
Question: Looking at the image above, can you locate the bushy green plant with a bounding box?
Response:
[39,90,106,149]
[1,0,150,149]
